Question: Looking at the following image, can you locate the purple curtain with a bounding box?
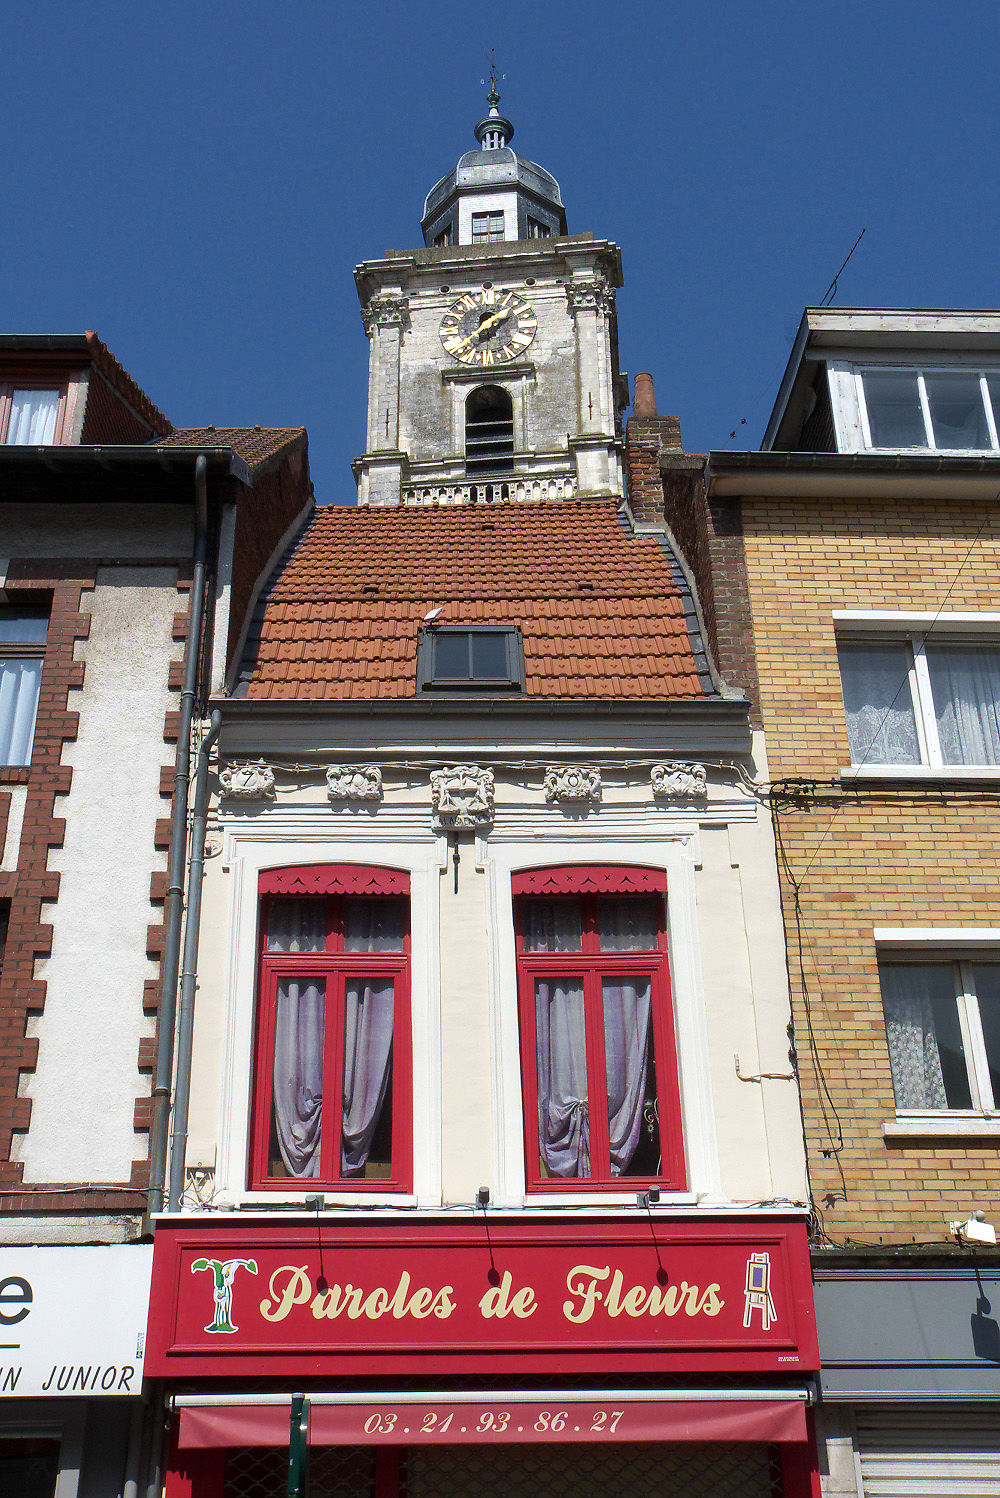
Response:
[272,977,325,1177]
[267,896,402,1179]
[602,977,653,1172]
[535,978,590,1177]
[341,979,394,1175]
[528,894,657,1179]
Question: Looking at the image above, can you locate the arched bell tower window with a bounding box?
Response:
[465,385,514,476]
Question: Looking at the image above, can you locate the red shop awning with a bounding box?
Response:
[176,1389,810,1449]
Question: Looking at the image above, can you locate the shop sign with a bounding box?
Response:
[147,1218,817,1377]
[0,1246,152,1398]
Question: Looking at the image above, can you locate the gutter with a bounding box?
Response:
[167,708,223,1213]
[147,457,211,1220]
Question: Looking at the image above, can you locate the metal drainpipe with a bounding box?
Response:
[148,456,210,1219]
[167,707,222,1212]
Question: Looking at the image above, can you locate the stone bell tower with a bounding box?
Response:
[353,80,627,506]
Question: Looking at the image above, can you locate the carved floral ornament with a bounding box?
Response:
[565,277,616,316]
[544,765,602,805]
[651,762,708,799]
[360,293,408,336]
[326,765,383,803]
[218,759,276,801]
[430,764,495,831]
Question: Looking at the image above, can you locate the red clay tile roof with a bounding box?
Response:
[84,331,172,435]
[243,499,712,701]
[156,425,307,472]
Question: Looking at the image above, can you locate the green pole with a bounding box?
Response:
[287,1394,309,1498]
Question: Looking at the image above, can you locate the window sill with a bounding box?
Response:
[0,766,30,784]
[882,1114,1000,1140]
[840,765,1000,783]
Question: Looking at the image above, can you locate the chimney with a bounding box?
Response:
[633,372,657,419]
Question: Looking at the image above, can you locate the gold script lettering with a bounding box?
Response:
[478,1269,537,1320]
[563,1264,610,1323]
[260,1266,312,1322]
[562,1265,726,1323]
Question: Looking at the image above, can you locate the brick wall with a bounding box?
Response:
[227,441,312,672]
[624,415,762,723]
[741,494,1000,1244]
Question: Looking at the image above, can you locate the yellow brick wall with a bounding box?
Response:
[742,497,1000,1244]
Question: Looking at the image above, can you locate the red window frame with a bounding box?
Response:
[514,864,686,1193]
[0,381,69,444]
[250,865,413,1192]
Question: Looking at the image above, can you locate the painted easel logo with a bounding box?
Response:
[191,1257,258,1334]
[743,1252,776,1330]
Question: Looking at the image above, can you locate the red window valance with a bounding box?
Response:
[512,865,667,897]
[259,865,410,897]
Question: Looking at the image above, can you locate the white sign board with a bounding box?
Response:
[0,1245,152,1397]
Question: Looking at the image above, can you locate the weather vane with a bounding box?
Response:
[481,48,506,103]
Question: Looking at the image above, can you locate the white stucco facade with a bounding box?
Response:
[16,564,182,1182]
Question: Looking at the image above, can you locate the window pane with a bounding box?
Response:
[972,963,1000,1108]
[986,375,1000,436]
[433,632,470,679]
[270,977,325,1178]
[342,977,394,1177]
[0,657,43,765]
[7,389,58,444]
[838,641,921,764]
[925,644,1000,766]
[924,371,991,449]
[470,632,509,680]
[603,976,659,1176]
[343,897,406,952]
[265,897,326,952]
[522,898,582,952]
[598,896,659,951]
[863,370,926,447]
[535,977,589,1178]
[0,614,47,644]
[880,963,972,1109]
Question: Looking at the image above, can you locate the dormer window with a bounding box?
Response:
[857,367,1000,451]
[527,216,551,239]
[418,626,524,691]
[1,386,64,444]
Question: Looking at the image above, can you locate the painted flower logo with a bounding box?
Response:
[191,1256,259,1334]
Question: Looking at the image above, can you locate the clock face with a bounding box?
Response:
[439,289,537,366]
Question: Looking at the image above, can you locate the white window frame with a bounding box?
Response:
[875,929,1000,1139]
[835,611,1000,780]
[482,833,721,1208]
[210,825,444,1209]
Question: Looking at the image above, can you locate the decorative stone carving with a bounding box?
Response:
[219,759,275,800]
[651,762,708,799]
[565,277,616,316]
[360,293,408,335]
[544,765,602,805]
[326,764,383,803]
[430,764,495,831]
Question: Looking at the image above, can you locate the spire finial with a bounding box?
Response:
[476,51,512,149]
[481,49,505,112]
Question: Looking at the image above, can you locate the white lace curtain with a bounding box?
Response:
[880,963,951,1109]
[926,645,1000,765]
[839,643,920,764]
[267,898,399,1179]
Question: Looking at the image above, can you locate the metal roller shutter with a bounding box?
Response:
[857,1407,1000,1497]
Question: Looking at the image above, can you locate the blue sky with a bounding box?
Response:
[4,1,1000,502]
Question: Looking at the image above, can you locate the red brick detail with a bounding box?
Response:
[226,438,312,674]
[0,1187,147,1212]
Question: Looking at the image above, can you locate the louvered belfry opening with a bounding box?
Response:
[223,1441,784,1498]
[465,385,514,476]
